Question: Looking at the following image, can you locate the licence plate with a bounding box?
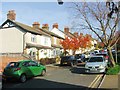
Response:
[90,69,97,71]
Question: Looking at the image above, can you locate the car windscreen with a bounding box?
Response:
[88,57,103,62]
[6,62,20,68]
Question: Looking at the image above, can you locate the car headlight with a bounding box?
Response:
[99,65,104,68]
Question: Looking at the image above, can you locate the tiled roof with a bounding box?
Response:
[58,29,76,38]
[1,19,50,37]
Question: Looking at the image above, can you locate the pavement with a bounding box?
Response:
[100,74,120,90]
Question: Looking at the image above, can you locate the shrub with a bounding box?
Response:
[39,58,56,65]
[106,64,120,75]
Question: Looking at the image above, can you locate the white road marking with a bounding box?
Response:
[91,75,102,88]
[88,75,100,88]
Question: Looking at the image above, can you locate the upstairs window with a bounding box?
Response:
[44,37,49,45]
[31,34,36,43]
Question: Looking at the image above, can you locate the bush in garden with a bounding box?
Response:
[39,58,56,65]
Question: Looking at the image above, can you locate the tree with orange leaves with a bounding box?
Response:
[60,33,92,55]
[60,37,71,55]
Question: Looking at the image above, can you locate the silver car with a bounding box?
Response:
[85,56,107,73]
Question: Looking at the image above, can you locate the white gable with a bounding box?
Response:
[51,28,65,39]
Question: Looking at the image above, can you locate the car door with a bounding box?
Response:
[22,61,34,77]
[28,61,41,76]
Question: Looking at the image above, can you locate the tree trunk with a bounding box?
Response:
[64,50,67,56]
[73,50,76,55]
[107,47,116,67]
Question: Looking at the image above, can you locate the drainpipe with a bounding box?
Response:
[23,32,27,54]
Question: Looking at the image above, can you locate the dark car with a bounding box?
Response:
[60,55,77,66]
[75,54,85,63]
[2,60,46,83]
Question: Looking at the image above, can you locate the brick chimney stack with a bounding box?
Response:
[53,23,58,29]
[7,10,16,20]
[32,22,40,29]
[64,26,69,34]
[74,32,78,37]
[42,24,49,30]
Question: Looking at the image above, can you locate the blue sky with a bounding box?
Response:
[1,2,71,30]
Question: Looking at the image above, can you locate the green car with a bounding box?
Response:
[2,60,46,83]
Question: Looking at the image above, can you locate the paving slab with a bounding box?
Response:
[100,75,119,89]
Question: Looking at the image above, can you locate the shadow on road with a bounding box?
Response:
[2,78,88,89]
[2,77,112,90]
[70,66,86,74]
[70,66,102,75]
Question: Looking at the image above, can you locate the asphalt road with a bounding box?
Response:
[2,65,100,89]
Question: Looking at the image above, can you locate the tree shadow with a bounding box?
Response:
[70,66,102,75]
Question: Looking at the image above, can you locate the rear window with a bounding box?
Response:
[88,57,104,62]
[6,62,20,68]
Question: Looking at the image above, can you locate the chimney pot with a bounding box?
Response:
[74,32,78,37]
[7,10,16,20]
[53,23,58,29]
[42,23,49,30]
[64,26,69,34]
[32,22,40,29]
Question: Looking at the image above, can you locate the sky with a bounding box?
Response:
[1,1,119,38]
[1,2,71,31]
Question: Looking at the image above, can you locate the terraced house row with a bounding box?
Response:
[0,10,81,60]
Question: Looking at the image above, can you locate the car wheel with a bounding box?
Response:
[60,62,63,66]
[41,70,46,76]
[19,74,26,83]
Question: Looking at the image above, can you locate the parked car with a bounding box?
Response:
[94,50,100,54]
[75,54,85,63]
[99,49,108,54]
[96,53,109,63]
[85,56,107,73]
[2,60,46,83]
[89,51,96,56]
[60,55,77,66]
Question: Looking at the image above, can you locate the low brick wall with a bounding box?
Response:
[0,55,28,72]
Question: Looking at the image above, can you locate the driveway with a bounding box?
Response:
[2,65,100,89]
